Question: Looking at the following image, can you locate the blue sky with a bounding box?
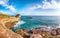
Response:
[0,0,60,16]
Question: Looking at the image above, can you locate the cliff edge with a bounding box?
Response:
[0,14,23,38]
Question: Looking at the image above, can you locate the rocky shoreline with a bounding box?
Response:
[0,14,60,38]
[15,27,60,38]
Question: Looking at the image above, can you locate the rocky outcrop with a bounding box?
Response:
[30,34,42,38]
[51,29,57,36]
[0,24,23,38]
[0,14,23,38]
[15,29,29,37]
[5,14,21,29]
[15,14,21,18]
[57,28,60,35]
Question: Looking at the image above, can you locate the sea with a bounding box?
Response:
[12,16,60,32]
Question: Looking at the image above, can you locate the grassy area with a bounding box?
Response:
[0,13,10,18]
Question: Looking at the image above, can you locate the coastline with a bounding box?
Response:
[1,14,60,38]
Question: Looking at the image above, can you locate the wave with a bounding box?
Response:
[14,20,26,27]
[56,24,60,28]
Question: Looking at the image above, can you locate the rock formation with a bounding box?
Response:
[15,29,29,37]
[51,29,57,36]
[57,28,60,35]
[30,34,42,38]
[0,14,23,38]
[15,14,21,18]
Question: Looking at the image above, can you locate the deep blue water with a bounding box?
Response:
[12,16,60,31]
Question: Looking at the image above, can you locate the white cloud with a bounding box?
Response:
[29,4,42,10]
[0,10,4,13]
[0,10,9,14]
[19,0,60,16]
[0,0,8,4]
[22,0,60,16]
[6,5,17,13]
[29,0,60,10]
[42,0,52,9]
[0,0,17,13]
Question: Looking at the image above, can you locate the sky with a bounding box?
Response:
[0,0,60,16]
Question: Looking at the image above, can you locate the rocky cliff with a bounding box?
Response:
[0,14,23,38]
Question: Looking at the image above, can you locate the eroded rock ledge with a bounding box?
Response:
[0,14,23,38]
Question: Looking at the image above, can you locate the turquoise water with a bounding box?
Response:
[12,16,60,31]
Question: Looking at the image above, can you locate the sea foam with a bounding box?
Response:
[14,20,26,27]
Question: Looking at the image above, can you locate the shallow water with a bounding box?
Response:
[12,16,60,31]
